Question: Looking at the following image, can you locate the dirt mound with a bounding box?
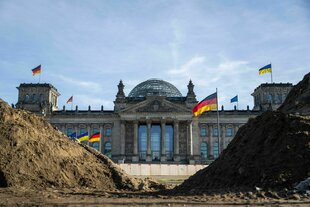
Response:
[0,99,163,191]
[175,73,310,193]
[279,72,310,115]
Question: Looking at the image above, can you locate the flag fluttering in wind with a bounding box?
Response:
[258,64,272,75]
[77,132,88,142]
[192,92,217,117]
[66,96,73,104]
[89,132,100,142]
[69,132,77,138]
[31,65,41,76]
[230,95,238,103]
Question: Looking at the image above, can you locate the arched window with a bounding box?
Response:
[200,142,208,159]
[200,127,207,137]
[39,94,44,102]
[105,128,111,136]
[31,94,36,102]
[225,127,233,137]
[92,142,99,151]
[25,94,30,102]
[104,142,112,158]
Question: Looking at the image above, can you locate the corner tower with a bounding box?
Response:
[251,83,293,111]
[16,83,60,115]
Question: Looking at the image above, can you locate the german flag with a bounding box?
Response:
[89,132,100,142]
[66,96,73,104]
[192,92,217,117]
[32,65,41,76]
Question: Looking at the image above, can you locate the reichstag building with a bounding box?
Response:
[16,79,292,164]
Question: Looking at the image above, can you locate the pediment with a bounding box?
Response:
[120,98,191,113]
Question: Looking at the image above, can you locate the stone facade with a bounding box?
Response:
[15,80,292,164]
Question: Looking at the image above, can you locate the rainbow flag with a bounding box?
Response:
[259,64,272,75]
[192,92,217,117]
[32,65,41,76]
[77,132,88,142]
[89,132,100,142]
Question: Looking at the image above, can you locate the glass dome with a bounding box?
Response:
[128,79,182,98]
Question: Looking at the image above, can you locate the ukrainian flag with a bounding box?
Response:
[77,132,89,142]
[259,64,272,75]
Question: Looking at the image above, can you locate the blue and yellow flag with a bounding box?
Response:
[259,64,272,75]
[77,132,89,142]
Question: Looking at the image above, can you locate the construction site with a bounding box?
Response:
[0,72,309,206]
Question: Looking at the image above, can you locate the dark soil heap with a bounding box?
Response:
[0,99,163,191]
[176,73,310,193]
[279,73,310,115]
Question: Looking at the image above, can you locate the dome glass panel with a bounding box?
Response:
[128,79,182,98]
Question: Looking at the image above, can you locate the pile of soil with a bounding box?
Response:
[279,73,310,115]
[175,73,310,193]
[0,99,164,191]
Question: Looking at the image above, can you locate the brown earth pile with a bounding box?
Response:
[0,99,163,191]
[176,73,310,193]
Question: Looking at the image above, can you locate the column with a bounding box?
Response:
[132,121,139,162]
[234,124,239,137]
[188,121,194,164]
[74,125,78,136]
[221,124,225,152]
[61,125,65,134]
[173,120,180,161]
[160,119,166,162]
[87,125,91,146]
[146,120,152,162]
[99,125,103,153]
[120,121,126,163]
[188,121,193,156]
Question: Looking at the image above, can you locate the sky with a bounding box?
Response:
[0,0,309,110]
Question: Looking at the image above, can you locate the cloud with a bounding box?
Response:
[51,74,102,93]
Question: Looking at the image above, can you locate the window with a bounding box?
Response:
[67,128,73,136]
[25,94,30,102]
[151,125,161,161]
[39,94,44,102]
[104,142,112,158]
[200,127,207,137]
[92,142,99,151]
[165,124,174,160]
[267,93,272,103]
[105,128,111,136]
[226,127,233,137]
[93,128,99,134]
[200,142,208,159]
[213,142,219,159]
[138,125,147,160]
[80,127,86,135]
[31,94,36,102]
[212,127,218,137]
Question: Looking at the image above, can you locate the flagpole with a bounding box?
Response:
[270,62,273,83]
[216,88,220,157]
[39,71,41,83]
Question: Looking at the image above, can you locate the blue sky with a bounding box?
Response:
[0,0,309,110]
